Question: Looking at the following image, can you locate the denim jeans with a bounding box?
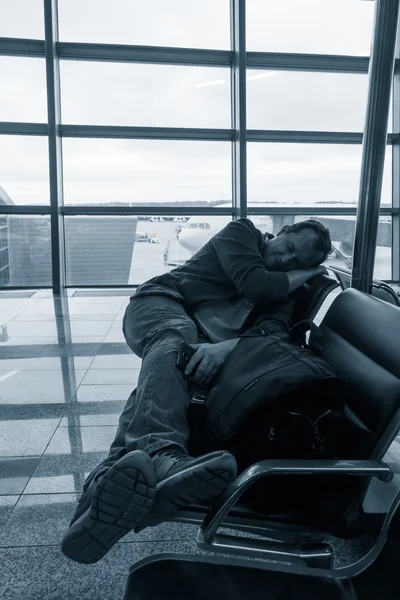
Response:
[81,294,209,493]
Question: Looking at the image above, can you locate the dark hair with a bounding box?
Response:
[274,219,333,266]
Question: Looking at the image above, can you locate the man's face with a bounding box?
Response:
[263,229,324,272]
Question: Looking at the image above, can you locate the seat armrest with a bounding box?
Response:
[197,459,392,566]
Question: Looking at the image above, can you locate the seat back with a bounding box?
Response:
[328,265,400,307]
[320,288,400,462]
[290,273,340,326]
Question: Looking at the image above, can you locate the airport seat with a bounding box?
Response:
[123,487,400,599]
[328,264,400,307]
[139,286,400,571]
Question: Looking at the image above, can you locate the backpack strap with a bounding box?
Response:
[289,319,324,356]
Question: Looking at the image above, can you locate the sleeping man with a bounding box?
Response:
[61,217,332,564]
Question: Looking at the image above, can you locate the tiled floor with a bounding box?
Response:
[0,288,399,600]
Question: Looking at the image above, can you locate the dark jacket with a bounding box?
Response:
[133,218,289,316]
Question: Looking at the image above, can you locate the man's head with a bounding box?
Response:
[263,219,332,272]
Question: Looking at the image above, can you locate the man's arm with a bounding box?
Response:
[286,265,328,294]
[208,219,326,306]
[208,219,290,306]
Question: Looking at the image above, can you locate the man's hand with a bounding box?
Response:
[185,342,235,387]
[312,265,329,277]
[286,265,329,293]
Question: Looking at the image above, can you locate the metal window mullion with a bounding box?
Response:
[0,123,397,145]
[246,51,370,74]
[59,124,233,141]
[351,0,399,293]
[57,42,232,67]
[392,25,400,283]
[0,37,45,56]
[44,0,65,294]
[230,0,247,220]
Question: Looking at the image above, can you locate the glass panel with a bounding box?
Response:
[0,0,44,39]
[65,216,191,286]
[65,214,234,286]
[246,0,375,55]
[58,0,230,49]
[60,62,230,128]
[61,139,231,206]
[0,215,52,287]
[0,136,50,205]
[252,214,392,281]
[0,57,48,123]
[247,143,392,206]
[247,71,393,133]
[64,213,392,286]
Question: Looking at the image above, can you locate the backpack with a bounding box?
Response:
[205,319,344,443]
[197,320,364,537]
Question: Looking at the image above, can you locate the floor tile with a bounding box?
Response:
[0,492,199,550]
[0,335,105,346]
[23,453,109,494]
[124,520,199,543]
[0,342,103,359]
[0,312,25,327]
[0,496,18,535]
[0,299,40,310]
[0,403,65,422]
[90,354,141,369]
[42,425,118,455]
[81,369,140,385]
[0,420,60,457]
[0,457,41,495]
[58,400,127,427]
[0,540,201,600]
[59,413,122,427]
[72,290,134,297]
[0,357,93,371]
[4,321,113,338]
[97,343,132,355]
[67,297,126,305]
[0,493,94,547]
[102,329,126,343]
[72,384,134,402]
[0,370,87,404]
[12,314,117,322]
[0,292,35,299]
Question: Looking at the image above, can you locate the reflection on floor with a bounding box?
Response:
[0,288,399,600]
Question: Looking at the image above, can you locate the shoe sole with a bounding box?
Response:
[152,451,237,515]
[61,451,156,564]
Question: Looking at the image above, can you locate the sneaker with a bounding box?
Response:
[68,473,104,528]
[61,450,156,564]
[151,447,237,515]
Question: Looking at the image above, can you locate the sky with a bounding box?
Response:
[1,0,393,208]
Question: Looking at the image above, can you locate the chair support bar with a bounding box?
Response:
[197,459,393,567]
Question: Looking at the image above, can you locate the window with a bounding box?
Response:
[0,0,44,39]
[58,0,230,49]
[62,139,232,206]
[65,214,233,285]
[246,0,375,55]
[0,57,48,123]
[247,143,392,206]
[60,62,230,128]
[247,71,392,133]
[0,215,52,286]
[252,214,392,281]
[0,136,50,205]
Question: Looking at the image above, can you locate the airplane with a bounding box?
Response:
[178,203,273,253]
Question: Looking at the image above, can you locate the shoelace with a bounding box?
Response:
[153,448,189,473]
